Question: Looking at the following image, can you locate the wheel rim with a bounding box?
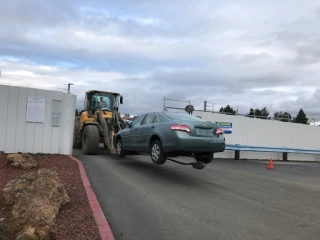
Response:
[152,144,160,161]
[116,141,122,155]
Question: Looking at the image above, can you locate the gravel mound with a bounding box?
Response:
[0,154,101,240]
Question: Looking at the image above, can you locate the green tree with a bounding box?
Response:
[75,109,79,116]
[248,108,255,117]
[261,107,269,117]
[254,108,261,117]
[294,108,308,124]
[248,107,269,118]
[274,111,292,122]
[220,105,236,115]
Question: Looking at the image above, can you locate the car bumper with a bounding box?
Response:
[162,133,225,153]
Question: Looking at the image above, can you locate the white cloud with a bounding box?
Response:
[1,0,320,120]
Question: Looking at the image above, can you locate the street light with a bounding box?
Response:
[64,83,74,93]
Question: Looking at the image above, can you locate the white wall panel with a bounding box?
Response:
[51,91,63,154]
[41,90,55,154]
[14,87,28,152]
[0,85,9,151]
[24,87,36,153]
[60,93,77,154]
[5,86,19,153]
[0,84,76,155]
[33,89,46,153]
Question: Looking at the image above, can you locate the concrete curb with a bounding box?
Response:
[68,155,115,240]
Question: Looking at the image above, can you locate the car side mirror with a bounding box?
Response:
[120,96,123,104]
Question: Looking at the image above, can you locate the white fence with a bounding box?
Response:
[194,110,320,161]
[0,84,76,155]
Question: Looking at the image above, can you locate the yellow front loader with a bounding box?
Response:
[73,90,125,155]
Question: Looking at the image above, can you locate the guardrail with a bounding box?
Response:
[225,144,320,160]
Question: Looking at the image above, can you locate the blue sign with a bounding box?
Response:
[215,122,232,134]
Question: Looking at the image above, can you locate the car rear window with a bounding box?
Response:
[162,112,205,121]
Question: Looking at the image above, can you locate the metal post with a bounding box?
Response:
[235,150,240,160]
[64,83,74,93]
[282,152,288,161]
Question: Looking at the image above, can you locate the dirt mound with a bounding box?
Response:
[2,168,70,239]
[6,153,38,169]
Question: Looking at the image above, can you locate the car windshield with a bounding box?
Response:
[163,112,205,121]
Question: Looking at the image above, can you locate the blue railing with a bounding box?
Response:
[225,144,320,160]
[226,144,320,154]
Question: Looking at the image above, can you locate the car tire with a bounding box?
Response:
[195,152,214,164]
[116,138,126,158]
[82,125,100,155]
[150,140,166,165]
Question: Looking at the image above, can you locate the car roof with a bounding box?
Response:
[140,111,194,118]
[142,111,184,114]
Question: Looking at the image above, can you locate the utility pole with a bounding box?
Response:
[64,83,74,93]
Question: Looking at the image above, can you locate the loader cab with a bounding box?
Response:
[84,90,123,113]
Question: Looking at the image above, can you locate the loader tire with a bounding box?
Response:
[82,125,100,155]
[73,118,81,149]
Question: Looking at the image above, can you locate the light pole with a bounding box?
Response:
[64,83,74,93]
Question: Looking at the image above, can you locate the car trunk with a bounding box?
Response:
[176,120,219,137]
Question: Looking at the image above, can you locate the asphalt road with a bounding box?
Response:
[73,148,320,240]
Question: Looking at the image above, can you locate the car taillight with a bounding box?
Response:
[170,124,191,133]
[215,127,223,135]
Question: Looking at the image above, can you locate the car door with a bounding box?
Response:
[136,113,158,151]
[122,114,146,150]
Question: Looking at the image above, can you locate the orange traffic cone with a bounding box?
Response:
[267,158,274,170]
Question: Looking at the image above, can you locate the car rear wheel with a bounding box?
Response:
[116,138,126,158]
[195,152,214,164]
[150,140,166,165]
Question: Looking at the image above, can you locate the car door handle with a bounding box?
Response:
[134,128,138,130]
[151,125,155,128]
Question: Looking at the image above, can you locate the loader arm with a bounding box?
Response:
[97,107,124,155]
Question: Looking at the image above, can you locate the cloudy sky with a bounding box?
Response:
[1,0,320,119]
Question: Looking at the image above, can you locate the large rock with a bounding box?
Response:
[6,153,38,169]
[2,168,70,239]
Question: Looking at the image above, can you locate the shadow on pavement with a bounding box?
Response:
[113,155,207,187]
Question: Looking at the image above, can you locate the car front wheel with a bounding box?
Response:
[150,140,166,165]
[195,152,214,164]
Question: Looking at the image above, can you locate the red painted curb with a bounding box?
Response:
[68,155,115,240]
